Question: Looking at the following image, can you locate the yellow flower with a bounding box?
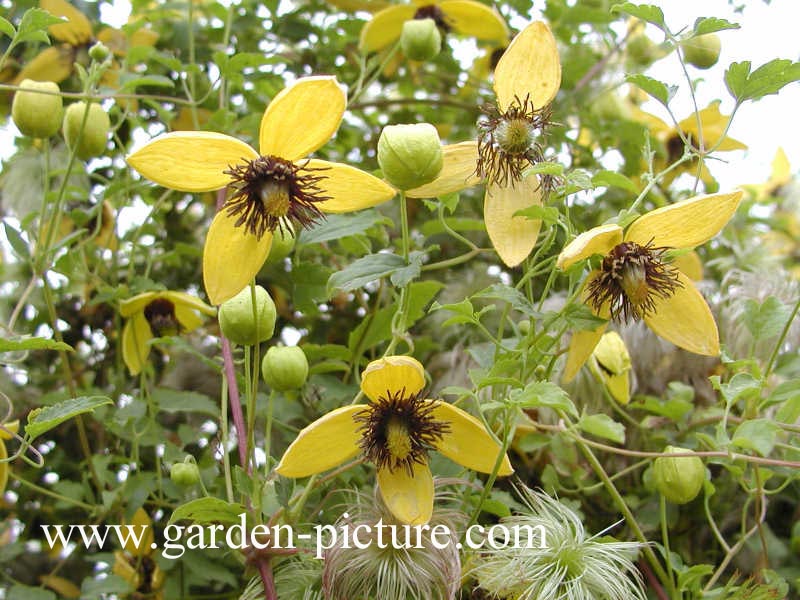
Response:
[276,355,513,525]
[557,191,743,382]
[406,21,561,267]
[360,0,508,55]
[588,332,631,405]
[127,76,396,305]
[112,508,164,600]
[120,291,216,376]
[0,420,20,496]
[13,0,158,85]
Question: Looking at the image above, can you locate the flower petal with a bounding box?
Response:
[484,177,543,267]
[360,356,426,402]
[556,223,623,270]
[359,5,417,53]
[42,0,92,46]
[120,292,158,317]
[494,21,561,112]
[643,271,719,356]
[672,250,703,281]
[122,312,152,376]
[165,292,217,317]
[430,401,513,475]
[275,406,364,477]
[562,272,609,383]
[625,191,742,249]
[377,462,434,525]
[12,46,74,84]
[605,372,630,405]
[259,77,346,161]
[677,103,747,152]
[0,420,19,441]
[440,0,508,43]
[203,210,273,305]
[304,160,396,212]
[127,131,257,193]
[0,440,7,495]
[174,304,203,332]
[406,141,480,198]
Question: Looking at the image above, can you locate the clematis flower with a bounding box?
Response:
[360,0,508,55]
[112,508,164,600]
[557,191,743,382]
[120,291,216,376]
[127,76,396,304]
[276,355,513,525]
[0,420,19,495]
[13,0,158,85]
[406,21,561,267]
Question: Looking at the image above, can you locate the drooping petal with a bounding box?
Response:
[259,77,346,161]
[124,509,154,556]
[672,250,703,281]
[494,21,561,112]
[127,132,257,193]
[484,177,542,267]
[0,420,19,441]
[643,271,719,356]
[624,191,742,249]
[203,211,273,305]
[377,462,434,525]
[605,371,630,405]
[122,312,153,376]
[360,356,426,402]
[562,272,609,383]
[406,141,480,198]
[42,0,92,46]
[120,292,158,317]
[164,292,217,317]
[304,160,396,213]
[677,103,747,152]
[556,223,623,270]
[275,406,364,477]
[440,0,508,43]
[430,401,513,475]
[174,304,203,332]
[12,46,74,84]
[0,440,7,496]
[359,4,417,53]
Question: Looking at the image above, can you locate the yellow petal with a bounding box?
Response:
[377,462,434,525]
[556,223,623,270]
[359,5,417,53]
[484,178,542,267]
[361,355,426,402]
[0,439,8,495]
[127,131,257,193]
[643,272,719,356]
[112,551,140,589]
[164,291,217,317]
[203,210,273,305]
[677,103,747,152]
[770,148,791,185]
[259,77,346,161]
[12,46,74,84]
[624,191,743,249]
[605,372,630,405]
[304,160,396,212]
[40,575,81,599]
[406,141,480,198]
[562,272,609,383]
[440,0,508,43]
[275,405,364,477]
[174,304,203,332]
[494,21,561,112]
[630,105,672,139]
[672,250,703,281]
[125,508,154,556]
[42,0,92,46]
[430,401,513,475]
[122,312,152,376]
[120,292,158,317]
[0,420,19,441]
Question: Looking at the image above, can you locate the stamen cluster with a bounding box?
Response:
[144,298,181,336]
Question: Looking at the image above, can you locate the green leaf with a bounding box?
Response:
[578,413,625,444]
[513,204,560,225]
[562,303,607,331]
[169,497,247,525]
[80,575,133,599]
[327,253,406,294]
[0,337,73,353]
[25,396,113,440]
[8,584,56,600]
[710,372,761,406]
[152,388,218,417]
[118,74,175,91]
[522,161,564,177]
[15,8,66,45]
[299,210,389,244]
[4,222,30,259]
[743,296,791,342]
[691,17,740,36]
[626,74,676,106]
[592,170,638,193]
[390,251,424,287]
[509,381,578,418]
[731,419,780,457]
[474,284,539,318]
[726,59,800,103]
[774,380,800,423]
[611,2,665,28]
[0,16,15,39]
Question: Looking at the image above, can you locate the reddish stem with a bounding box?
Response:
[258,558,277,600]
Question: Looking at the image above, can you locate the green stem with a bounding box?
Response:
[764,293,800,380]
[659,495,677,598]
[265,390,276,478]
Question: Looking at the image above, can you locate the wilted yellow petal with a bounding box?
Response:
[42,0,92,46]
[644,272,719,356]
[494,21,561,111]
[406,141,480,198]
[625,191,742,249]
[12,46,74,84]
[557,223,623,270]
[305,160,396,212]
[377,462,434,525]
[40,575,81,599]
[203,210,273,305]
[124,508,154,556]
[430,401,513,475]
[677,102,747,152]
[440,0,508,43]
[122,312,152,376]
[127,132,257,193]
[112,551,140,589]
[361,356,426,402]
[259,77,345,161]
[673,250,703,281]
[484,178,542,267]
[359,4,417,53]
[275,406,364,477]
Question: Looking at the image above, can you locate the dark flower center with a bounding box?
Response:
[587,241,683,322]
[354,389,449,475]
[223,156,330,239]
[413,5,451,33]
[144,298,181,337]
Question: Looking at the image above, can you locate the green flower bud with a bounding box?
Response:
[653,446,705,504]
[170,459,200,486]
[262,346,309,391]
[12,80,63,138]
[88,41,111,62]
[265,222,295,265]
[63,101,111,160]
[589,331,631,404]
[377,123,443,190]
[400,18,441,62]
[218,285,277,346]
[589,92,630,122]
[626,32,658,68]
[681,34,721,70]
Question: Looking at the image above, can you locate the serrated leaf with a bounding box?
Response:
[726,59,800,103]
[15,8,66,45]
[474,284,539,318]
[743,296,791,342]
[25,396,112,440]
[0,337,73,353]
[389,251,424,287]
[578,413,625,444]
[731,419,780,457]
[611,2,664,28]
[692,17,740,36]
[299,210,388,244]
[626,74,676,106]
[509,381,578,418]
[711,373,761,406]
[169,497,247,525]
[592,170,638,193]
[327,253,405,294]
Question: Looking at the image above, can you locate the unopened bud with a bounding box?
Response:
[63,101,111,160]
[590,331,631,404]
[12,80,63,138]
[170,459,200,486]
[88,41,111,62]
[400,18,441,62]
[262,346,309,391]
[653,446,705,504]
[681,33,721,70]
[378,123,443,190]
[218,285,277,346]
